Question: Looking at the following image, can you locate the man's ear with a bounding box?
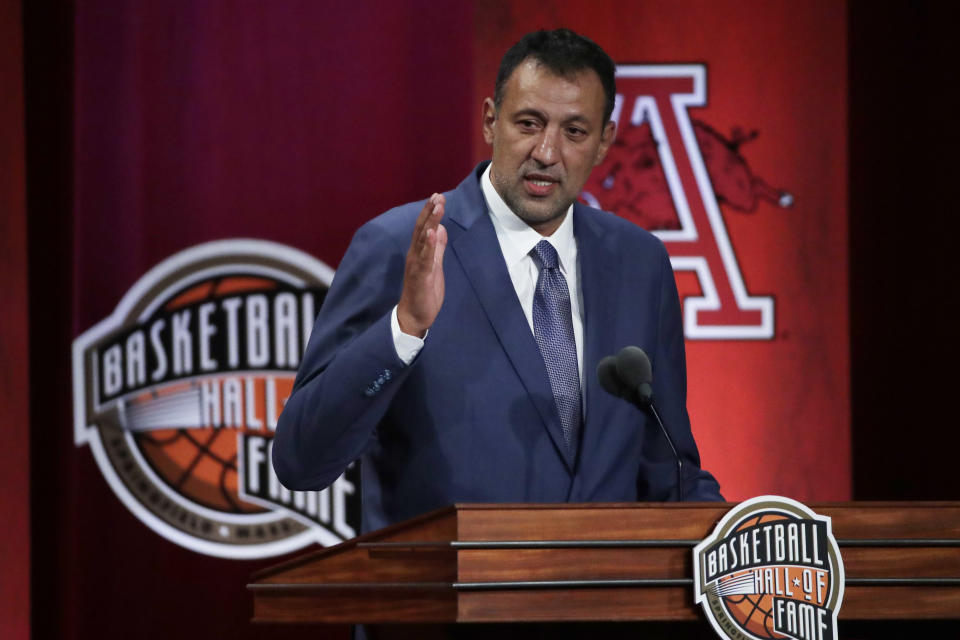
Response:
[482,98,497,145]
[593,120,617,166]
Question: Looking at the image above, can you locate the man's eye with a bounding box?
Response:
[518,120,539,130]
[568,127,587,138]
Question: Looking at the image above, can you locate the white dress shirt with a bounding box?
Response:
[391,164,585,390]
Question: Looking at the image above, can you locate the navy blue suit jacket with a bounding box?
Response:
[273,162,722,533]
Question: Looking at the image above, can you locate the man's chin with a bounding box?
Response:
[513,203,569,231]
[499,184,573,230]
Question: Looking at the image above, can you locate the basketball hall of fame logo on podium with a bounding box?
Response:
[73,239,360,559]
[693,496,845,640]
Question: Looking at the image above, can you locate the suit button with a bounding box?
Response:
[383,369,392,381]
[364,386,376,397]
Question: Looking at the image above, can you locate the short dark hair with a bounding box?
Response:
[494,29,617,124]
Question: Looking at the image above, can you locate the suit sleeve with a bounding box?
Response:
[642,242,724,501]
[271,218,418,490]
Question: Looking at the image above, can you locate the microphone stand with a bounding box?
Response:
[645,401,684,502]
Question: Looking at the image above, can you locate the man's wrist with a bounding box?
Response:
[391,306,426,365]
[396,305,428,338]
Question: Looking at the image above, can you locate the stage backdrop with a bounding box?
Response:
[54,1,847,638]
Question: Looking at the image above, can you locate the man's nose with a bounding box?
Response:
[530,127,560,165]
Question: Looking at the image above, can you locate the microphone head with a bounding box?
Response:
[616,346,654,406]
[635,382,654,407]
[597,355,628,398]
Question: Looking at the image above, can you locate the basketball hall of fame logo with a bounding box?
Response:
[72,239,360,559]
[694,496,844,640]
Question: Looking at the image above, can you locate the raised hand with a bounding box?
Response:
[396,193,448,338]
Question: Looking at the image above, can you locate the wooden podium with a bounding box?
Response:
[249,502,960,632]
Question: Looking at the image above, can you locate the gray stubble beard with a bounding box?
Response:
[491,170,572,233]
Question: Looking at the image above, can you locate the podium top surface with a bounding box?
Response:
[251,501,960,582]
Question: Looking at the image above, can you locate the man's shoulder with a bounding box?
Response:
[352,195,439,254]
[575,202,667,254]
[362,199,425,235]
[359,164,486,242]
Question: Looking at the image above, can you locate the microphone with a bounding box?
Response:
[596,346,652,407]
[614,346,654,407]
[596,355,626,398]
[596,346,685,501]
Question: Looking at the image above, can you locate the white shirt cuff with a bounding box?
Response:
[391,305,426,365]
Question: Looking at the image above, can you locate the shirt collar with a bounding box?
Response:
[480,164,576,271]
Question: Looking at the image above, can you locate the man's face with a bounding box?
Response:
[483,58,616,235]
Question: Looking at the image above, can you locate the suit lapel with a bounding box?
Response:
[445,166,575,471]
[574,205,621,448]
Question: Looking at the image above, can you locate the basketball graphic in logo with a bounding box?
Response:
[73,240,360,558]
[694,496,844,640]
[719,513,793,638]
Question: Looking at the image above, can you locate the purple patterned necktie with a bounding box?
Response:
[531,240,582,456]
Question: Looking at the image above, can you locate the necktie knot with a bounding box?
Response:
[531,239,560,271]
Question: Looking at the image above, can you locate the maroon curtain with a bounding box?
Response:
[1,0,29,638]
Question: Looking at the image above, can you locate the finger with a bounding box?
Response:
[433,223,448,268]
[421,196,444,234]
[411,193,441,248]
[416,200,445,262]
[408,198,435,258]
[419,227,436,262]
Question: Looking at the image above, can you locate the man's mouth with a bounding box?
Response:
[524,175,559,197]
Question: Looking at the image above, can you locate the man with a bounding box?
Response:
[273,29,722,534]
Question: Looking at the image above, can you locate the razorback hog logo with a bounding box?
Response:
[582,65,792,339]
[693,496,845,640]
[72,239,359,559]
